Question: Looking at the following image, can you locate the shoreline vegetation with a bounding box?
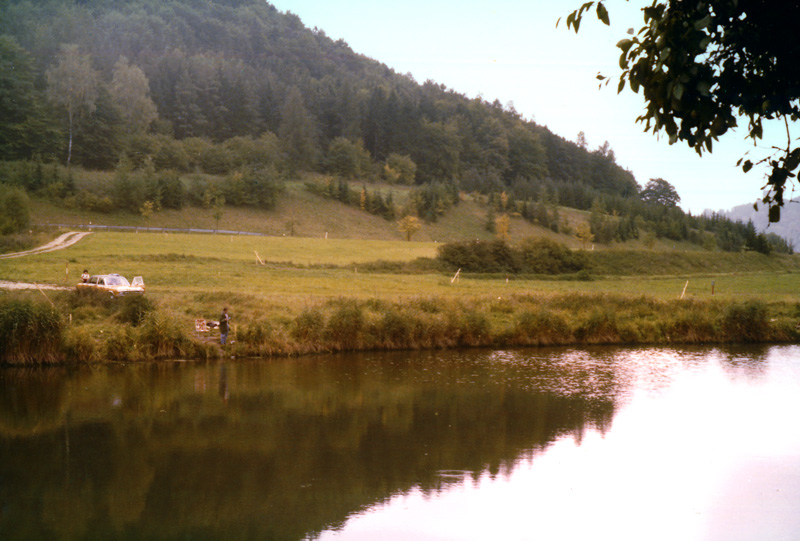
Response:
[2,232,799,365]
[1,288,797,365]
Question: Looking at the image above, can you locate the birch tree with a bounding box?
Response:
[46,44,99,167]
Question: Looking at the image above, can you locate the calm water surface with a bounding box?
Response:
[1,346,799,540]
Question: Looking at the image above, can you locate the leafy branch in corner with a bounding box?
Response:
[559,0,800,222]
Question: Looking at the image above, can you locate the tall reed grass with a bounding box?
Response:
[0,297,63,364]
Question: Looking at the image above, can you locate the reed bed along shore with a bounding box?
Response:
[1,288,797,364]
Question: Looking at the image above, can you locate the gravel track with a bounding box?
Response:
[0,231,92,290]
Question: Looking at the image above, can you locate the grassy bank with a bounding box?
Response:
[1,289,798,364]
[1,231,799,364]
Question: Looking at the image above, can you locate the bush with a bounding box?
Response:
[437,238,589,275]
[574,308,620,343]
[117,295,156,326]
[0,184,31,234]
[517,237,588,274]
[291,308,326,344]
[722,300,770,342]
[456,310,491,346]
[383,153,416,184]
[512,310,571,345]
[325,301,364,350]
[437,239,519,273]
[62,326,101,362]
[104,325,138,361]
[325,137,372,178]
[137,312,194,359]
[238,319,273,344]
[222,166,283,208]
[0,230,51,255]
[376,309,414,348]
[224,133,281,170]
[0,298,63,364]
[63,287,116,315]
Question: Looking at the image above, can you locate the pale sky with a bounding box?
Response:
[268,0,791,215]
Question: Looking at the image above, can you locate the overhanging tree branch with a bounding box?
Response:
[560,0,800,222]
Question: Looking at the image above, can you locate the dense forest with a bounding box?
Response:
[0,0,791,253]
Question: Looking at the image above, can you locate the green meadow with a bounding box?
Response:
[2,231,800,364]
[3,231,799,300]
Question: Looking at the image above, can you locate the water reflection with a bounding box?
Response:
[320,346,800,541]
[0,345,798,540]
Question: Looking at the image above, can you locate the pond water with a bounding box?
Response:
[1,346,799,540]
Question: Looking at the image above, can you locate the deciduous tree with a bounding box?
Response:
[46,44,99,167]
[562,1,800,221]
[384,153,417,184]
[110,56,158,134]
[640,178,681,207]
[495,214,511,242]
[575,222,594,249]
[397,215,421,241]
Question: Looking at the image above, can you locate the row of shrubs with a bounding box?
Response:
[437,238,589,274]
[1,290,796,364]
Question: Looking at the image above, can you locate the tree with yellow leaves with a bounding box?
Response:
[397,215,421,241]
[495,214,510,242]
[576,222,594,249]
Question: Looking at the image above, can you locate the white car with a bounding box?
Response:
[77,274,145,297]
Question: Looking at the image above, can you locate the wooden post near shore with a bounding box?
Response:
[680,280,689,299]
[254,250,265,265]
[451,268,461,283]
[37,286,55,307]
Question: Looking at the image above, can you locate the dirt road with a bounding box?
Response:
[0,231,91,290]
[0,231,92,260]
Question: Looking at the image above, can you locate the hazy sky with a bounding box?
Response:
[268,0,789,215]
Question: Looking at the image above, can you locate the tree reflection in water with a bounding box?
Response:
[0,348,641,539]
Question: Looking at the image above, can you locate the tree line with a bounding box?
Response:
[0,0,635,193]
[0,0,791,254]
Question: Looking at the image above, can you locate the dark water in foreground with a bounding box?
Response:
[1,346,799,540]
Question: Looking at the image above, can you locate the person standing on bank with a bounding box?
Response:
[219,307,231,346]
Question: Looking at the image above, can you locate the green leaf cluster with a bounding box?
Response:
[563,0,800,221]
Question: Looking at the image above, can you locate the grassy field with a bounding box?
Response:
[3,231,800,301]
[2,231,799,364]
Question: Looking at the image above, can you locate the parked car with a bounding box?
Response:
[77,274,145,297]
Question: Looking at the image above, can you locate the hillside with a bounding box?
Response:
[27,173,712,254]
[28,177,567,242]
[0,0,634,195]
[0,0,793,255]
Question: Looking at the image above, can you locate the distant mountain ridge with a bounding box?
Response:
[713,198,800,248]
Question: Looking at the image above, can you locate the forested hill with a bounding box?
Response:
[0,0,637,197]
